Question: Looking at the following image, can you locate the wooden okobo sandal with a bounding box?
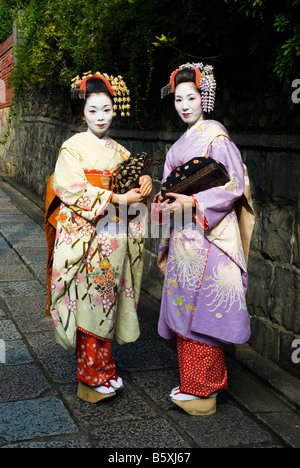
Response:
[171,396,217,416]
[77,381,116,404]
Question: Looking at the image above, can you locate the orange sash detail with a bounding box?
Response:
[44,171,113,316]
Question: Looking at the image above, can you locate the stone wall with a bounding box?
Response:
[242,142,300,379]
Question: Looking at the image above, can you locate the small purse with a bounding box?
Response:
[161,156,230,202]
[113,152,152,193]
[85,152,152,194]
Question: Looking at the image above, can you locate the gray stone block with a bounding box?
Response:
[0,320,22,340]
[111,339,178,371]
[0,238,9,250]
[91,418,190,448]
[271,267,300,333]
[5,294,48,317]
[261,205,294,263]
[0,340,32,365]
[0,364,51,403]
[169,401,276,448]
[0,397,78,442]
[0,280,46,297]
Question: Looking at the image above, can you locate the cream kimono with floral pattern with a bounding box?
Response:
[50,132,145,349]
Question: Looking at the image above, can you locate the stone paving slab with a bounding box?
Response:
[0,320,22,340]
[0,214,36,224]
[112,339,178,371]
[0,201,21,213]
[0,264,35,282]
[90,418,191,449]
[13,314,53,334]
[258,412,300,448]
[42,354,78,384]
[0,364,51,403]
[227,361,295,413]
[2,440,93,448]
[0,280,46,297]
[0,249,25,266]
[0,340,33,365]
[5,294,48,316]
[0,224,44,236]
[168,402,276,448]
[0,397,78,443]
[7,239,48,250]
[0,238,10,250]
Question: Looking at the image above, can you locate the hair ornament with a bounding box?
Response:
[71,71,131,117]
[161,62,216,113]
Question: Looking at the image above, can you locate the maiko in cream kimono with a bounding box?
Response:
[50,132,145,349]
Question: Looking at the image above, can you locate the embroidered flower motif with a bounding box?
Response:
[167,231,209,291]
[91,294,102,306]
[94,275,107,286]
[75,273,85,286]
[101,244,113,257]
[78,226,94,238]
[204,262,244,315]
[128,223,144,238]
[103,298,113,310]
[59,212,68,222]
[106,270,115,281]
[173,294,185,306]
[109,238,120,250]
[50,305,60,328]
[74,214,85,226]
[78,196,92,210]
[63,232,72,244]
[105,139,115,149]
[96,233,107,243]
[99,258,111,270]
[52,268,61,280]
[68,300,77,312]
[124,287,134,298]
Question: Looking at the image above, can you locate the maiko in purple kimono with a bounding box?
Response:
[156,118,251,346]
[152,63,255,416]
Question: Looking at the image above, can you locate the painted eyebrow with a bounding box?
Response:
[175,93,197,98]
[87,104,112,109]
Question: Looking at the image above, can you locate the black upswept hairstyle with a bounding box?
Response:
[174,68,200,92]
[70,77,113,117]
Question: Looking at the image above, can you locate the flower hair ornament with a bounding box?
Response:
[71,71,131,117]
[161,62,216,113]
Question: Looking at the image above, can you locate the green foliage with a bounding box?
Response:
[9,0,164,114]
[224,0,300,82]
[0,1,13,43]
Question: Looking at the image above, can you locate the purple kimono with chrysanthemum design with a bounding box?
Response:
[152,119,251,347]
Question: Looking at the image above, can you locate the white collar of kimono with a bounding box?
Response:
[185,119,205,138]
[84,131,108,146]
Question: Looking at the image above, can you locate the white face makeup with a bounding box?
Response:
[83,93,114,138]
[174,82,204,127]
